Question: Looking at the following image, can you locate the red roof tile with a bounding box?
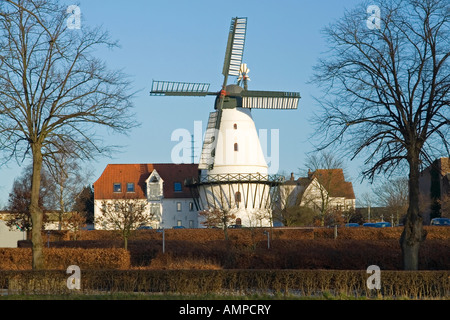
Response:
[311,169,355,199]
[93,163,199,200]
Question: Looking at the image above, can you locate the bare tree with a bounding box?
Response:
[274,179,320,227]
[98,198,152,250]
[439,193,450,218]
[199,208,236,240]
[45,142,92,230]
[310,0,449,270]
[0,1,136,269]
[303,151,348,226]
[5,164,54,234]
[358,191,374,222]
[61,211,86,240]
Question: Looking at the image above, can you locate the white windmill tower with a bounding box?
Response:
[150,17,300,227]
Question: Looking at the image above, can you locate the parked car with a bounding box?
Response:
[363,223,376,227]
[172,226,186,229]
[228,224,244,229]
[345,223,360,227]
[430,218,450,226]
[137,226,153,230]
[374,222,391,228]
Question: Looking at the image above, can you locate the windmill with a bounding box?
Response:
[150,17,300,227]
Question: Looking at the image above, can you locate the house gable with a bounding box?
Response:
[145,169,164,201]
[311,169,355,200]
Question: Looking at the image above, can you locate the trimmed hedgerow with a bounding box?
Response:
[0,269,448,298]
[13,238,450,270]
[0,248,130,270]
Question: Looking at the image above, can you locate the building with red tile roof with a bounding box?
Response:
[275,169,356,226]
[93,163,199,229]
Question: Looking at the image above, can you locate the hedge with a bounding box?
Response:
[44,226,450,242]
[0,269,448,298]
[0,248,130,270]
[11,238,450,270]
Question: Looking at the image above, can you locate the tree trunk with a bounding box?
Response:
[59,183,64,231]
[400,153,427,270]
[223,225,229,241]
[30,143,45,270]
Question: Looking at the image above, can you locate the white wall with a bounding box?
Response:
[93,199,154,230]
[94,198,199,229]
[160,199,198,229]
[210,108,268,175]
[0,220,26,247]
[198,182,273,227]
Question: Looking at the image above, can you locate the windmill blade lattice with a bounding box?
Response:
[240,90,300,109]
[222,17,247,78]
[150,80,212,96]
[198,111,219,170]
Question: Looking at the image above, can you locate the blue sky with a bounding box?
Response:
[0,0,387,207]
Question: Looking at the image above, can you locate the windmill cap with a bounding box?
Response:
[226,84,244,95]
[214,84,244,110]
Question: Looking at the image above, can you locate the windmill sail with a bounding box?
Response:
[222,17,247,78]
[198,111,220,170]
[240,90,300,109]
[150,80,211,96]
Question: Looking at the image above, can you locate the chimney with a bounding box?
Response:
[290,172,295,181]
[308,169,312,178]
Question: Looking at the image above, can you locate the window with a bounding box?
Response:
[189,220,194,228]
[148,183,160,200]
[149,204,160,217]
[177,202,182,212]
[233,123,237,129]
[174,182,182,192]
[234,143,238,151]
[235,191,241,203]
[113,183,121,192]
[127,182,135,192]
[189,202,194,211]
[177,220,182,227]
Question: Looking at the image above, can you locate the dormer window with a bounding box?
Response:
[113,183,121,193]
[148,183,160,199]
[127,183,135,192]
[146,169,163,200]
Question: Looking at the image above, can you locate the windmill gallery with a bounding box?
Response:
[94,17,300,229]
